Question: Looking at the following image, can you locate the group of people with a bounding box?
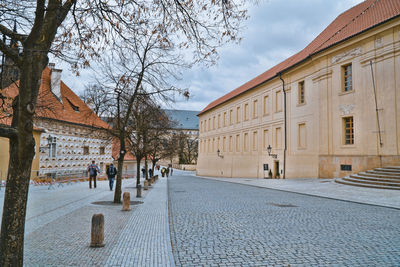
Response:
[87,161,173,190]
[87,160,117,190]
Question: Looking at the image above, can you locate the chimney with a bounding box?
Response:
[50,66,62,102]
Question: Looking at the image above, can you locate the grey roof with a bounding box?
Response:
[163,109,199,130]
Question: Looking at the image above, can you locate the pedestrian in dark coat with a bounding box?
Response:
[106,163,118,191]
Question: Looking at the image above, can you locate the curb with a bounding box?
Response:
[165,178,176,267]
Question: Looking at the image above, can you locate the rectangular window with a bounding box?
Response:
[48,136,57,158]
[223,112,227,127]
[83,146,89,155]
[208,118,211,130]
[229,136,233,152]
[236,106,241,123]
[212,138,215,152]
[252,131,258,151]
[208,139,211,153]
[244,103,249,121]
[343,64,353,92]
[244,133,249,152]
[275,127,282,149]
[263,129,269,150]
[253,99,258,118]
[217,137,220,150]
[341,164,352,171]
[213,116,215,130]
[263,95,269,115]
[100,147,105,155]
[236,134,240,152]
[229,109,233,125]
[343,117,354,145]
[275,90,282,112]
[298,123,306,149]
[217,114,221,128]
[223,136,226,152]
[298,81,305,104]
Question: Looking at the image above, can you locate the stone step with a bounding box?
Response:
[342,176,400,188]
[366,169,400,177]
[335,178,400,190]
[350,174,400,183]
[386,166,400,170]
[374,167,400,174]
[361,171,400,179]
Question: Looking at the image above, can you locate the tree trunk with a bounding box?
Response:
[114,136,125,203]
[0,52,47,266]
[114,152,125,203]
[136,158,141,186]
[144,157,148,180]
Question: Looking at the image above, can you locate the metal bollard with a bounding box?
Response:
[137,184,142,198]
[122,192,131,211]
[90,214,105,247]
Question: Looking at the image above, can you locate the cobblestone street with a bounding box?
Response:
[168,174,400,266]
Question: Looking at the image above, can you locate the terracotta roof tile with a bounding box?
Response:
[199,0,400,115]
[1,67,110,129]
[112,138,136,161]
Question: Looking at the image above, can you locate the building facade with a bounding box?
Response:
[0,64,112,180]
[197,0,400,179]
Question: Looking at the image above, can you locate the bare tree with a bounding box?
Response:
[0,0,249,265]
[177,131,199,164]
[80,84,113,117]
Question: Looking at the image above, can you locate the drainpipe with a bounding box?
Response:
[279,73,287,179]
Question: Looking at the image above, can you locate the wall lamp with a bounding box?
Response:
[217,149,224,159]
[267,145,277,159]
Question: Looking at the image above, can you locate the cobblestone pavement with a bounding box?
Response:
[168,173,400,266]
[0,175,174,266]
[194,173,400,209]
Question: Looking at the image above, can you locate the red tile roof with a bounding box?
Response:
[0,67,110,129]
[112,138,137,161]
[199,0,400,115]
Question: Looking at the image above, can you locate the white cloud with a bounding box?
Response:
[56,0,364,111]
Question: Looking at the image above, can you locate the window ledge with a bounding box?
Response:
[339,90,355,96]
[296,103,306,107]
[340,144,356,149]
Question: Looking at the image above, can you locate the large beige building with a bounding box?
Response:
[197,0,400,179]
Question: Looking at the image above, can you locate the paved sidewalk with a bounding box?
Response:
[0,176,174,266]
[192,172,400,209]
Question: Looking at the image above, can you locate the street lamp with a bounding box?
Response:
[217,149,224,159]
[267,145,277,159]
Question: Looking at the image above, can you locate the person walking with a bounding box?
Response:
[170,168,173,176]
[148,168,153,178]
[141,167,146,179]
[106,163,118,191]
[87,161,100,189]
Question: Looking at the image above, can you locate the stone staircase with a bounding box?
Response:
[335,166,400,190]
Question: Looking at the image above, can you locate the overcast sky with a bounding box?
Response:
[58,0,364,112]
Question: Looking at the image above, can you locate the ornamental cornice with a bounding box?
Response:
[312,68,333,83]
[339,104,355,115]
[331,47,362,65]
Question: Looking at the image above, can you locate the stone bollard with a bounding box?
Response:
[151,177,155,183]
[144,180,149,190]
[90,214,105,247]
[136,184,142,198]
[122,192,131,211]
